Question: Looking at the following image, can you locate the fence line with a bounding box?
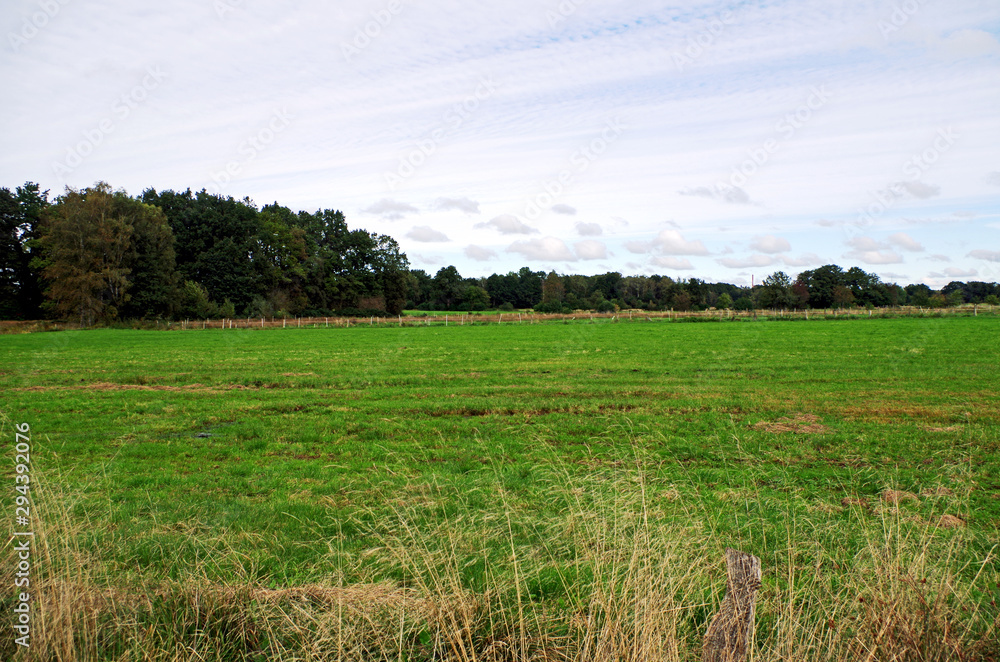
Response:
[0,305,994,333]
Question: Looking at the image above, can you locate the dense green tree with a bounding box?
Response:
[541,271,564,305]
[462,285,490,311]
[0,183,48,319]
[716,292,733,309]
[796,264,845,309]
[39,183,133,324]
[758,271,793,309]
[142,188,261,312]
[433,266,465,310]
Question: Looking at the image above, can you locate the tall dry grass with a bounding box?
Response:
[2,460,997,661]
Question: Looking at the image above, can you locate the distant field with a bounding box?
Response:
[1,316,998,660]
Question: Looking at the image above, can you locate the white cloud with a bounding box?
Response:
[624,240,653,254]
[411,253,442,266]
[888,232,924,252]
[781,253,822,267]
[750,234,790,254]
[986,172,1000,187]
[361,198,418,220]
[845,249,903,265]
[942,267,979,278]
[574,240,607,260]
[879,272,909,281]
[651,256,694,270]
[406,225,449,242]
[899,181,941,199]
[927,254,951,262]
[465,244,497,261]
[680,185,751,204]
[434,197,480,214]
[575,222,602,236]
[475,214,538,235]
[551,204,576,215]
[507,237,576,261]
[717,254,774,269]
[968,250,1000,262]
[939,29,1000,58]
[846,236,884,251]
[654,229,709,256]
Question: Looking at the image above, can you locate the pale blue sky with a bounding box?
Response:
[2,0,999,286]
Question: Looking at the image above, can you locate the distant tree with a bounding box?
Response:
[515,267,544,308]
[433,266,464,310]
[119,199,179,319]
[38,183,134,324]
[832,285,855,309]
[946,289,965,307]
[672,290,692,311]
[905,283,932,307]
[758,271,793,309]
[716,292,733,309]
[0,182,48,319]
[541,270,565,305]
[142,188,262,312]
[790,282,810,309]
[797,264,844,308]
[462,285,490,311]
[733,296,754,311]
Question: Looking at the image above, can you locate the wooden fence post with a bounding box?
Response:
[702,548,761,662]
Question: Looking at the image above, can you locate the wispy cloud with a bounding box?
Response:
[434,197,480,214]
[475,215,538,235]
[574,240,607,260]
[653,229,710,256]
[680,185,751,205]
[750,234,790,254]
[465,244,497,261]
[968,250,1000,262]
[651,256,694,270]
[362,198,418,220]
[717,254,774,269]
[507,237,576,262]
[576,222,602,236]
[888,232,924,252]
[406,225,449,242]
[551,204,576,215]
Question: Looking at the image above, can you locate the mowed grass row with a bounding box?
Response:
[1,316,998,659]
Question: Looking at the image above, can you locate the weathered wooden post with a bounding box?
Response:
[702,548,761,662]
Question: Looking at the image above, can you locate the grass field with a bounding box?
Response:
[1,316,998,660]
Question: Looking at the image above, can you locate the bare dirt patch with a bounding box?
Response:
[881,489,919,505]
[936,514,966,528]
[750,413,829,434]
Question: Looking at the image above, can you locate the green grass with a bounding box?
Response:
[1,316,998,659]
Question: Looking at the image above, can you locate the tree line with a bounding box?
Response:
[408,264,999,313]
[0,182,409,324]
[2,181,997,323]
